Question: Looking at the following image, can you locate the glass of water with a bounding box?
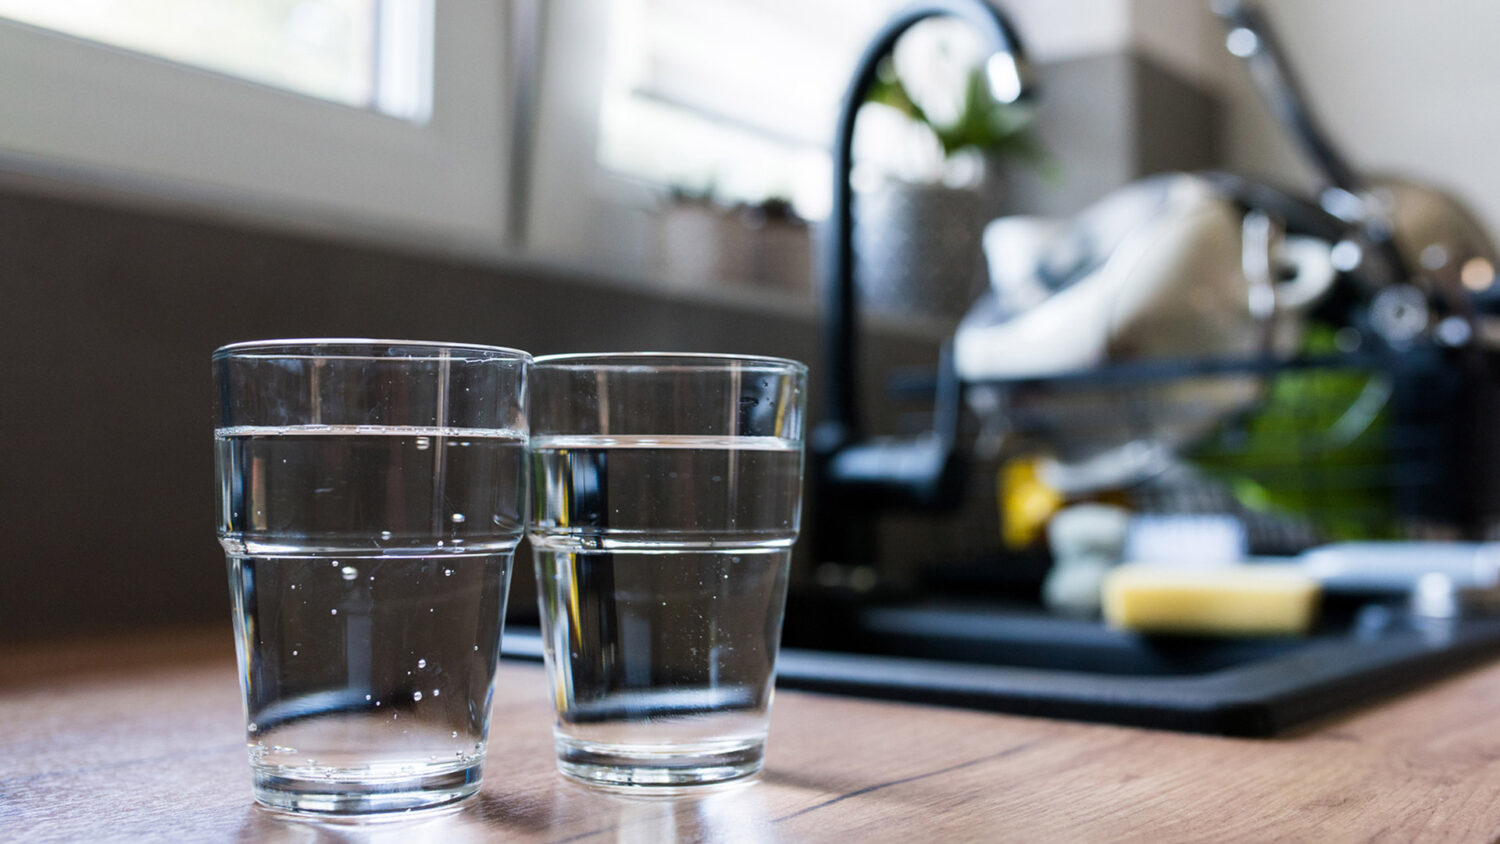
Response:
[213,339,530,814]
[528,352,808,788]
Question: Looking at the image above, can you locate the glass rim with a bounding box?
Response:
[532,351,808,374]
[212,338,532,362]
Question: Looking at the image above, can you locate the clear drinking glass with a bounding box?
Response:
[213,339,530,814]
[528,353,808,788]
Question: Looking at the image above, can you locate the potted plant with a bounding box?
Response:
[855,20,1048,322]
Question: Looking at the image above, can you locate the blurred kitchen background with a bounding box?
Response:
[3,0,1500,659]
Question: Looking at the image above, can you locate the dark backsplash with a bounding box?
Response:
[0,185,937,641]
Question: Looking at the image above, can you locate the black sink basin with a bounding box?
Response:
[502,599,1500,737]
[849,603,1311,676]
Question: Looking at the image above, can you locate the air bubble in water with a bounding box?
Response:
[415,437,431,450]
[248,723,258,733]
[443,569,453,577]
[365,694,372,701]
[417,659,427,668]
[291,650,298,656]
[450,513,466,524]
[432,689,440,697]
[451,731,458,738]
[380,530,393,541]
[412,691,423,701]
[341,566,357,581]
[330,609,338,615]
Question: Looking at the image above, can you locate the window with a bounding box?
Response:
[597,0,904,219]
[0,3,507,246]
[0,0,432,121]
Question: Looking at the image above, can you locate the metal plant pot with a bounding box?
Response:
[855,179,988,322]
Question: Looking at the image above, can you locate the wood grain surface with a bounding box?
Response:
[4,626,1500,841]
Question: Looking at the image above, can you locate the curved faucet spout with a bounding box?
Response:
[816,0,1032,525]
[820,0,1032,455]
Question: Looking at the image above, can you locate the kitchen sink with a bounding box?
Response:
[502,598,1500,737]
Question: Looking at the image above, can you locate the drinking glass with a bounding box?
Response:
[213,339,530,814]
[528,352,808,788]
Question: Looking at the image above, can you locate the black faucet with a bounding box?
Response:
[812,0,1033,569]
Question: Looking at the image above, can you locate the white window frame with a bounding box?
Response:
[0,4,512,251]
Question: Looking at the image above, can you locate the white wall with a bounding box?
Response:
[996,0,1131,63]
[1129,0,1500,237]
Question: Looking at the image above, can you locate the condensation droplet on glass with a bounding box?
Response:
[341,566,357,581]
[417,659,427,668]
[412,691,423,701]
[450,513,466,524]
[380,530,393,541]
[415,437,430,450]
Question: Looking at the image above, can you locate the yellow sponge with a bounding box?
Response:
[1102,564,1321,636]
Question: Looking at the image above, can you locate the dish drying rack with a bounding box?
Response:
[955,342,1500,555]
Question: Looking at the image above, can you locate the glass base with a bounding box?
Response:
[251,764,482,814]
[555,736,764,789]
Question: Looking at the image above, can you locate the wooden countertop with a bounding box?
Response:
[5,627,1500,841]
